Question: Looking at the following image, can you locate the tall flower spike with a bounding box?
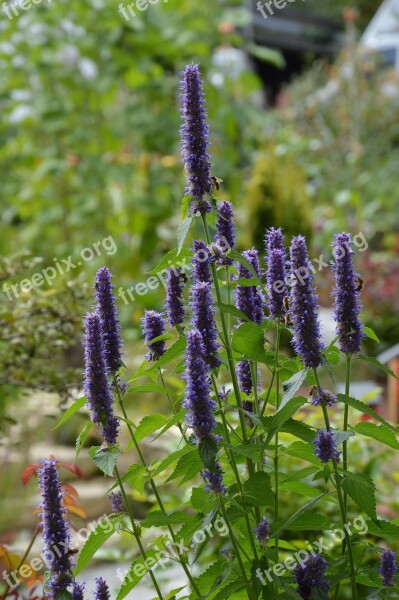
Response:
[180,65,212,213]
[333,232,364,354]
[142,310,166,361]
[265,227,284,254]
[255,519,270,544]
[183,330,216,442]
[72,582,85,600]
[94,578,111,600]
[84,313,119,445]
[38,459,74,597]
[190,281,220,369]
[165,268,185,327]
[293,555,329,600]
[192,240,211,284]
[202,459,226,494]
[313,430,340,463]
[95,267,123,373]
[290,235,323,368]
[378,549,397,587]
[215,201,236,266]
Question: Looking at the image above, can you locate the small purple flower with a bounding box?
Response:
[236,249,264,325]
[310,388,338,407]
[215,201,236,266]
[290,236,323,368]
[72,582,85,600]
[109,491,123,514]
[190,281,220,369]
[95,267,123,373]
[180,65,212,213]
[265,227,285,254]
[38,459,73,597]
[378,549,397,587]
[237,360,253,395]
[313,430,340,463]
[255,519,269,543]
[333,233,364,354]
[293,555,329,600]
[84,312,119,445]
[202,460,226,494]
[218,386,230,403]
[192,240,211,284]
[242,399,255,428]
[165,268,185,327]
[142,310,166,361]
[183,330,216,442]
[94,578,111,600]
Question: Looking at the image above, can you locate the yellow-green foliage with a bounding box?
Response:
[244,148,312,248]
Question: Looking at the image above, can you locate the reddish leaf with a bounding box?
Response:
[66,504,87,519]
[62,482,79,499]
[62,463,84,478]
[21,464,39,486]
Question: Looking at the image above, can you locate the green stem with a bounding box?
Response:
[113,378,202,598]
[218,494,254,600]
[158,368,189,443]
[343,354,352,514]
[114,466,164,600]
[273,323,281,563]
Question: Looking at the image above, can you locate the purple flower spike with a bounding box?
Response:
[237,361,253,395]
[142,310,166,361]
[310,388,338,407]
[190,281,220,369]
[265,227,285,254]
[215,201,236,266]
[313,430,340,463]
[202,460,226,494]
[267,248,287,319]
[192,240,211,284]
[180,65,212,213]
[72,582,85,600]
[290,235,323,368]
[165,268,185,327]
[293,555,329,600]
[183,330,216,442]
[38,459,73,597]
[236,249,264,325]
[378,549,397,587]
[255,519,270,543]
[84,312,119,446]
[94,578,111,600]
[95,267,123,373]
[109,491,123,514]
[333,233,364,354]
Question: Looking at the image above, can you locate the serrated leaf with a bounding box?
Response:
[243,472,274,506]
[142,510,194,528]
[216,303,250,322]
[362,327,379,343]
[107,464,147,495]
[285,441,322,466]
[280,481,321,499]
[181,194,192,220]
[165,448,202,484]
[285,511,330,531]
[148,247,193,275]
[74,518,119,575]
[358,354,399,380]
[198,436,218,470]
[281,370,308,407]
[365,519,399,540]
[152,445,194,477]
[134,413,169,443]
[338,394,396,431]
[341,471,376,519]
[177,215,195,254]
[231,322,265,360]
[273,493,327,534]
[75,422,92,459]
[354,422,399,449]
[116,550,158,600]
[54,397,87,429]
[88,446,120,477]
[265,397,308,444]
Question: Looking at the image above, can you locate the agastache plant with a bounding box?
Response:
[48,65,399,600]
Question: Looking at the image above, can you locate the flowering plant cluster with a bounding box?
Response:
[34,65,399,600]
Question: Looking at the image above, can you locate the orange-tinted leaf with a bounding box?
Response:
[0,547,21,570]
[21,464,39,486]
[62,482,79,499]
[63,495,77,507]
[66,504,86,519]
[62,463,83,478]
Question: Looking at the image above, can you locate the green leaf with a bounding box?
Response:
[74,518,119,575]
[278,418,315,443]
[322,346,341,366]
[243,472,274,507]
[338,394,396,431]
[365,519,399,540]
[273,494,327,534]
[129,383,168,393]
[152,445,194,477]
[265,397,308,443]
[279,481,321,499]
[198,436,218,470]
[143,337,187,374]
[331,430,355,445]
[285,511,330,531]
[281,370,308,407]
[228,250,261,283]
[148,247,193,274]
[362,327,380,343]
[231,322,265,361]
[181,194,192,220]
[54,592,73,600]
[247,43,285,68]
[151,409,186,441]
[216,303,250,322]
[190,487,218,513]
[142,510,194,528]
[354,422,399,449]
[88,446,120,477]
[223,442,265,462]
[358,354,399,380]
[177,215,195,255]
[107,464,147,495]
[165,448,202,484]
[134,413,169,443]
[75,422,92,459]
[116,550,158,600]
[284,441,322,466]
[53,396,87,429]
[341,471,376,519]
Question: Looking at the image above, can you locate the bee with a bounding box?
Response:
[66,548,79,557]
[355,277,364,291]
[284,313,293,327]
[211,176,223,192]
[309,385,318,397]
[282,297,290,312]
[179,273,188,283]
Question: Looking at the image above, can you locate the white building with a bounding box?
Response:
[361,0,399,68]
